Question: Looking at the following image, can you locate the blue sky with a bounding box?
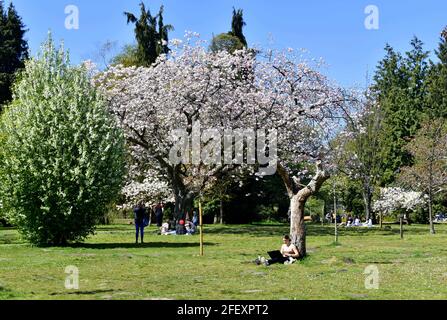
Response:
[6,0,447,87]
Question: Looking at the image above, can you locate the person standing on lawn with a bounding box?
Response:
[134,202,146,244]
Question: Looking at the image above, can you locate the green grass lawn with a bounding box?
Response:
[1,222,447,300]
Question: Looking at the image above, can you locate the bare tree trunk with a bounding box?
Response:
[379,212,383,229]
[220,199,224,224]
[400,217,404,239]
[321,202,325,226]
[334,182,338,244]
[362,184,376,223]
[428,192,435,235]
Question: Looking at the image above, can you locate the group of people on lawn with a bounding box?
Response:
[133,202,198,243]
[345,216,373,228]
[326,212,374,228]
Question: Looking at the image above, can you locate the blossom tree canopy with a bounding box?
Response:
[373,187,427,215]
[97,35,350,257]
[119,167,174,210]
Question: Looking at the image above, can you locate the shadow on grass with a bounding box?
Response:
[205,225,289,237]
[0,234,22,245]
[50,289,115,296]
[96,226,136,232]
[66,242,217,250]
[204,224,377,237]
[0,286,11,292]
[203,223,442,237]
[309,225,442,237]
[0,227,15,231]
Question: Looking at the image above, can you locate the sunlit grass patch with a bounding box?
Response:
[0,223,446,300]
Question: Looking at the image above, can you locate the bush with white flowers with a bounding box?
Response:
[0,36,126,245]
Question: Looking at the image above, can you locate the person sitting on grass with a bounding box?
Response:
[346,215,354,227]
[160,222,177,235]
[362,218,373,228]
[185,220,197,235]
[176,219,187,235]
[255,235,300,266]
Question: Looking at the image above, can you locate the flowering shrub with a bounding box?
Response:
[0,36,126,245]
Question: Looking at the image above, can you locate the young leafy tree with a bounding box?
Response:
[111,44,140,67]
[334,90,385,222]
[398,119,447,234]
[124,2,173,67]
[202,177,234,225]
[0,36,126,245]
[210,33,245,54]
[0,1,28,111]
[210,8,247,54]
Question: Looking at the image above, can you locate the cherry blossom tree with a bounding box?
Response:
[97,36,349,257]
[96,35,260,219]
[373,187,427,224]
[119,166,174,210]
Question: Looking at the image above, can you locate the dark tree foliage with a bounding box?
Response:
[372,37,429,185]
[222,174,289,224]
[0,1,28,111]
[230,8,247,47]
[124,2,173,67]
[426,27,447,119]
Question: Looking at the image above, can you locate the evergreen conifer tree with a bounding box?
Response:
[426,27,447,118]
[373,38,429,185]
[124,2,173,67]
[0,1,28,111]
[230,8,247,47]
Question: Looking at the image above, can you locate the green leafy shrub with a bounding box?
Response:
[0,36,126,245]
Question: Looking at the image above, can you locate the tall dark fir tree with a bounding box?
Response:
[230,8,247,47]
[372,38,429,185]
[426,27,447,119]
[0,1,28,111]
[124,2,173,67]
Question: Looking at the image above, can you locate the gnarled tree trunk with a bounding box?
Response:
[290,194,307,256]
[278,161,330,258]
